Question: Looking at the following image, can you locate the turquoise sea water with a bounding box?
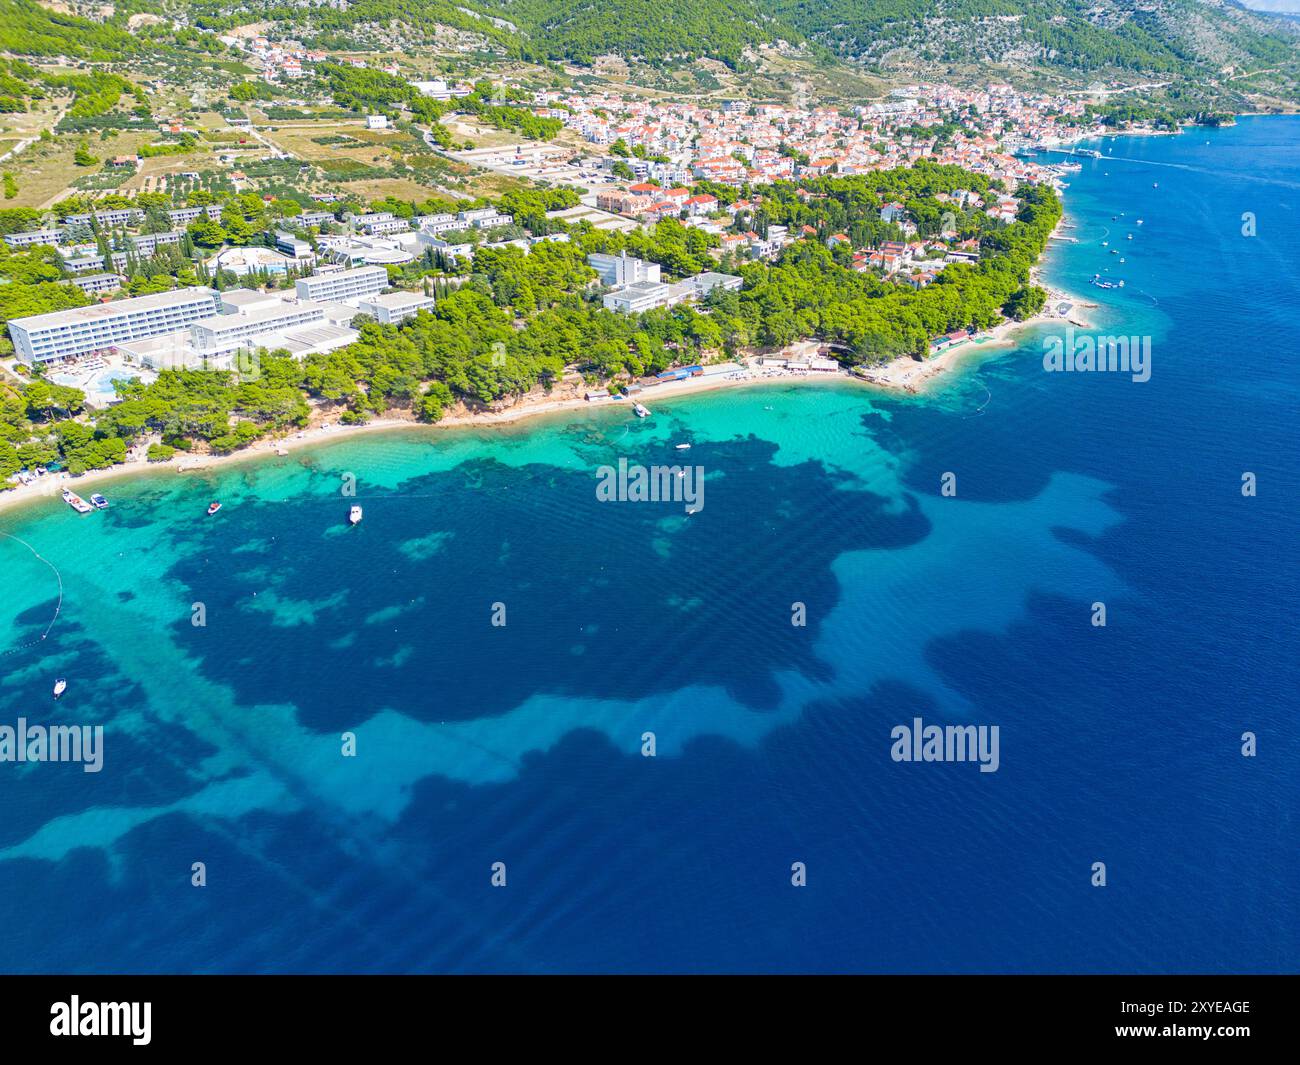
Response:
[0,118,1296,972]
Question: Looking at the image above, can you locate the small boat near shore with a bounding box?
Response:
[62,489,92,514]
[89,493,109,510]
[632,402,651,418]
[206,501,222,516]
[53,678,66,699]
[348,505,363,525]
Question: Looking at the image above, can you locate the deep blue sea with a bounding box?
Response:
[1,117,1296,973]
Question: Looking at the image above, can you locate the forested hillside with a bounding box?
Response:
[771,0,1300,77]
[3,0,1298,95]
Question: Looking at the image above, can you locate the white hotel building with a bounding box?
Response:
[7,287,222,365]
[295,265,388,305]
[588,252,662,287]
[357,290,436,324]
[190,300,332,354]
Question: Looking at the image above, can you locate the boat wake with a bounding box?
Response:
[962,383,992,419]
[1095,154,1300,192]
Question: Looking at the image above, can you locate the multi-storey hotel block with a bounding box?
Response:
[7,287,223,365]
[294,265,388,305]
[190,300,332,354]
[356,291,436,324]
[4,229,64,249]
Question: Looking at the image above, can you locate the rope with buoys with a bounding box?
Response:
[0,531,64,657]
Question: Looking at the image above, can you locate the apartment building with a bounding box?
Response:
[63,208,144,228]
[7,286,222,365]
[465,211,512,230]
[588,252,661,288]
[294,265,388,305]
[167,205,224,226]
[130,230,185,256]
[62,255,108,274]
[602,270,741,314]
[602,281,672,314]
[418,216,471,237]
[190,300,328,354]
[355,212,410,236]
[356,291,436,325]
[68,273,123,295]
[4,229,63,249]
[274,230,315,260]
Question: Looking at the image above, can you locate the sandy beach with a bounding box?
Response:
[0,262,1094,520]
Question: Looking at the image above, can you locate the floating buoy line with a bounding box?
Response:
[0,531,64,658]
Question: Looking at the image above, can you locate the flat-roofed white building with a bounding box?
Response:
[295,265,387,305]
[325,236,413,267]
[7,286,221,365]
[4,229,63,249]
[357,290,436,324]
[588,251,661,288]
[64,208,143,228]
[603,281,671,314]
[274,230,315,260]
[271,323,360,358]
[62,254,107,274]
[417,234,474,261]
[168,204,223,226]
[130,230,185,256]
[217,288,288,315]
[467,211,512,230]
[190,300,328,354]
[356,212,409,236]
[68,273,122,295]
[690,271,742,297]
[418,215,472,237]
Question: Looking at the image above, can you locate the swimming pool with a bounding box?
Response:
[49,366,154,406]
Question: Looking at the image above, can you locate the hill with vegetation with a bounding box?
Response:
[171,0,1300,98]
[1,0,1297,101]
[771,0,1300,80]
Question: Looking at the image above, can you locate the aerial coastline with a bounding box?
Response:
[2,0,1299,989]
[0,276,1091,520]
